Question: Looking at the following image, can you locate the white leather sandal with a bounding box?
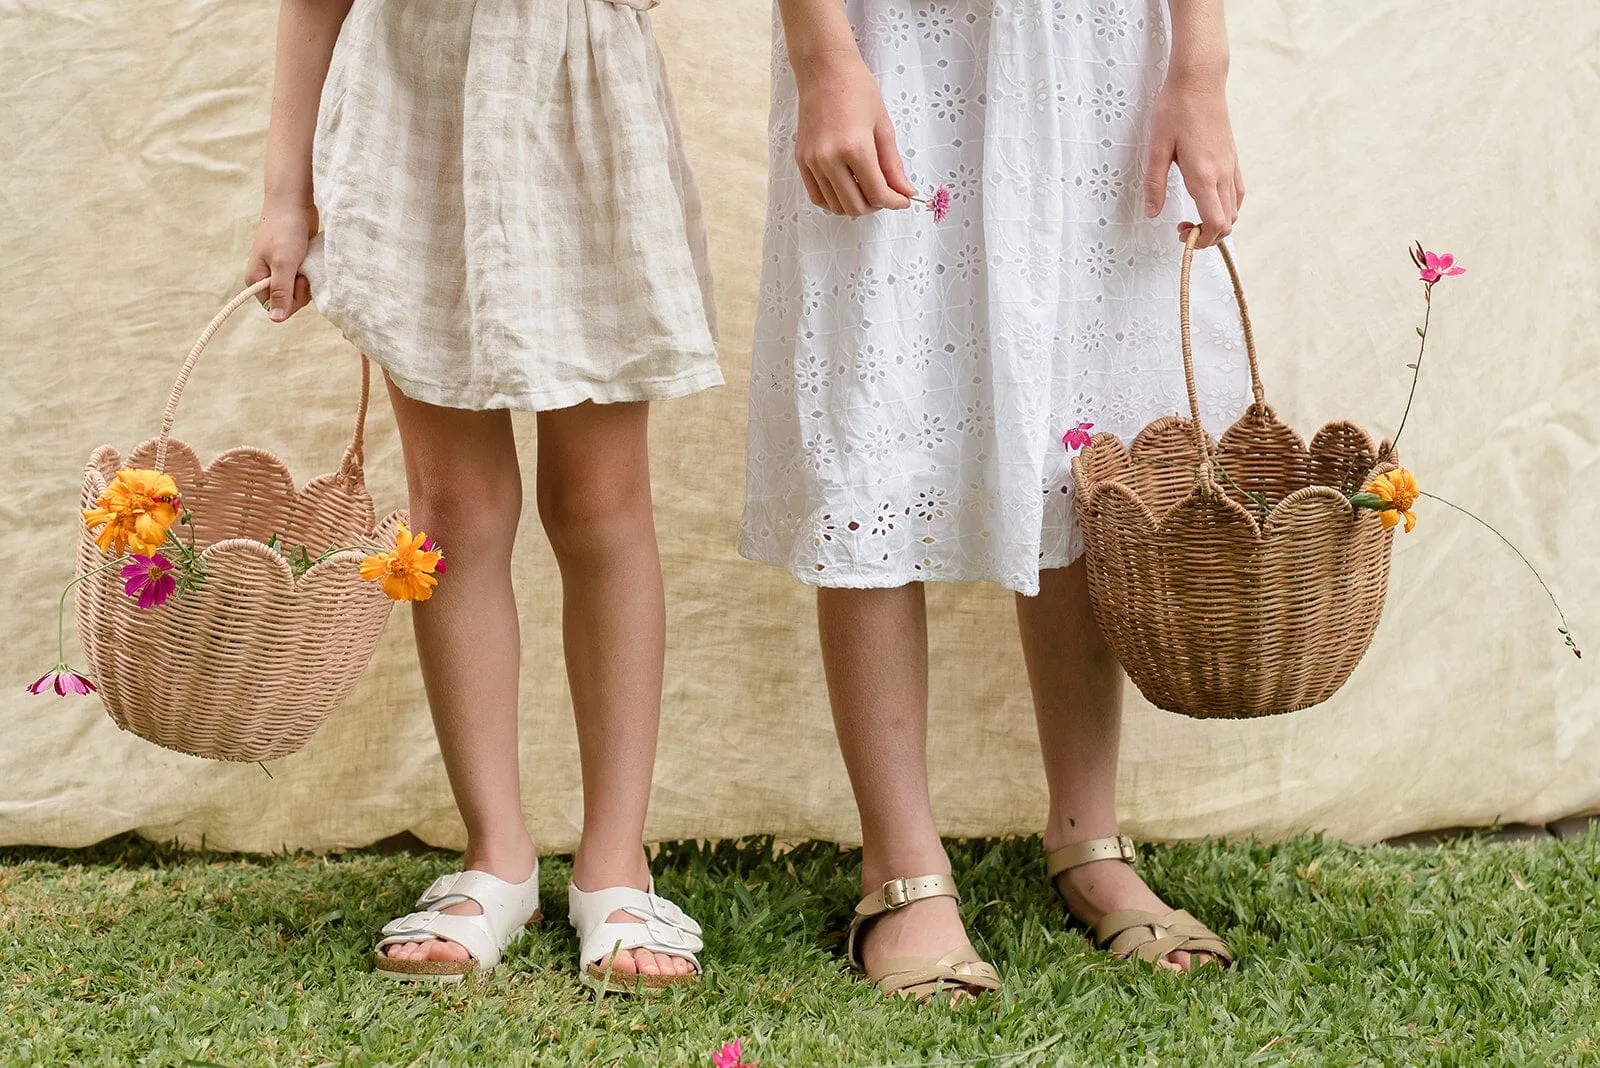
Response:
[372,866,543,983]
[567,879,703,993]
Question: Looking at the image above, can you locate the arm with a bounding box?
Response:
[1144,0,1244,248]
[777,0,914,217]
[244,0,355,321]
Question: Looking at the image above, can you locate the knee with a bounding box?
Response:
[536,470,652,561]
[406,460,523,544]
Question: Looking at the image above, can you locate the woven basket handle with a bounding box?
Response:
[153,278,369,486]
[1178,225,1266,476]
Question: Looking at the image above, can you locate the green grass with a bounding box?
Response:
[1,833,1597,1067]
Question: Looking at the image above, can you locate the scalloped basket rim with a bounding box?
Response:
[84,436,369,500]
[1074,409,1395,541]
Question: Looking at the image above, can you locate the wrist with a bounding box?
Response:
[791,46,865,88]
[1165,55,1229,93]
[261,190,315,216]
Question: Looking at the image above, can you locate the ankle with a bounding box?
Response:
[462,832,537,881]
[860,848,952,893]
[570,842,650,891]
[1041,818,1121,855]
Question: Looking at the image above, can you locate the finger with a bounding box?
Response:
[1192,188,1228,248]
[825,160,871,217]
[1233,163,1246,214]
[1216,175,1237,237]
[799,166,831,212]
[267,259,296,322]
[291,274,313,317]
[875,121,916,205]
[850,146,905,212]
[814,168,848,215]
[1144,134,1176,218]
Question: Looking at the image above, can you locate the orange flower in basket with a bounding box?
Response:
[1366,469,1420,533]
[360,524,443,602]
[82,468,180,555]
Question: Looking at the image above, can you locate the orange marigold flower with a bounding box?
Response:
[360,524,443,602]
[82,468,181,555]
[1367,468,1420,533]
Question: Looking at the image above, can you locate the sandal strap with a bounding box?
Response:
[869,945,1002,1000]
[375,866,541,967]
[1045,834,1137,879]
[847,873,962,969]
[1095,909,1235,966]
[567,880,704,972]
[854,873,961,920]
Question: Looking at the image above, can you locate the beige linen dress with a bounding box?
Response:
[304,0,722,411]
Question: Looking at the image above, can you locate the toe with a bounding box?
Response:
[430,938,471,962]
[1165,949,1192,972]
[634,949,663,975]
[601,949,639,975]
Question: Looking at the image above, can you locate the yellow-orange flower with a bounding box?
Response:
[1366,468,1419,533]
[360,524,443,602]
[82,468,181,555]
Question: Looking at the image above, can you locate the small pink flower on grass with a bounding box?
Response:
[911,185,952,223]
[27,667,97,697]
[121,553,177,609]
[712,1039,755,1068]
[1062,421,1095,452]
[421,535,446,574]
[1410,243,1465,284]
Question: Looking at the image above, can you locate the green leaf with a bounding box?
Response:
[1406,363,1418,369]
[1416,326,1426,337]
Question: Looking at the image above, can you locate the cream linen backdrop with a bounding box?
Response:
[0,2,1594,851]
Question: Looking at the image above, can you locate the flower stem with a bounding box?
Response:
[1389,288,1432,457]
[1420,490,1579,655]
[56,559,125,666]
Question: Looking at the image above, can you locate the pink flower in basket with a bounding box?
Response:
[1062,421,1096,452]
[121,553,178,609]
[27,667,97,697]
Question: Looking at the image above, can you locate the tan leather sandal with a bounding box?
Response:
[1046,835,1234,969]
[846,874,1002,1002]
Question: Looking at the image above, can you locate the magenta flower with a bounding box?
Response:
[912,185,952,223]
[27,667,97,697]
[711,1040,753,1068]
[421,535,446,575]
[1410,243,1465,284]
[1062,421,1096,452]
[121,553,177,609]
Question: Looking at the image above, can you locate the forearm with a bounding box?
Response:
[262,0,355,208]
[777,0,862,83]
[1166,0,1230,86]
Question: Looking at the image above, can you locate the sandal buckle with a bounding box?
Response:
[1117,836,1136,863]
[879,878,912,910]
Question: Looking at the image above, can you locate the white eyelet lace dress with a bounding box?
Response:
[305,0,722,412]
[739,0,1251,595]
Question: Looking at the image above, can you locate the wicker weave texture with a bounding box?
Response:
[1072,233,1396,718]
[74,281,403,760]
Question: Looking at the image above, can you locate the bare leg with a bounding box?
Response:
[1016,560,1211,971]
[816,584,974,979]
[381,379,536,964]
[534,401,692,978]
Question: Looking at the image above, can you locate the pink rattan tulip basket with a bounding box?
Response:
[75,280,405,761]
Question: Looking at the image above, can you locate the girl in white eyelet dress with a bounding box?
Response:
[742,0,1249,592]
[742,0,1250,997]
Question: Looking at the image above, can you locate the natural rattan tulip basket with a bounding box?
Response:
[1072,230,1398,719]
[75,280,405,761]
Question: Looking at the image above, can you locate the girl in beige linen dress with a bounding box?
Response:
[246,0,715,988]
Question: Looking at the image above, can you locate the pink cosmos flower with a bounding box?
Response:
[1410,243,1465,284]
[121,553,177,609]
[712,1040,754,1068]
[27,667,97,697]
[1062,421,1096,452]
[421,535,446,574]
[930,185,951,223]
